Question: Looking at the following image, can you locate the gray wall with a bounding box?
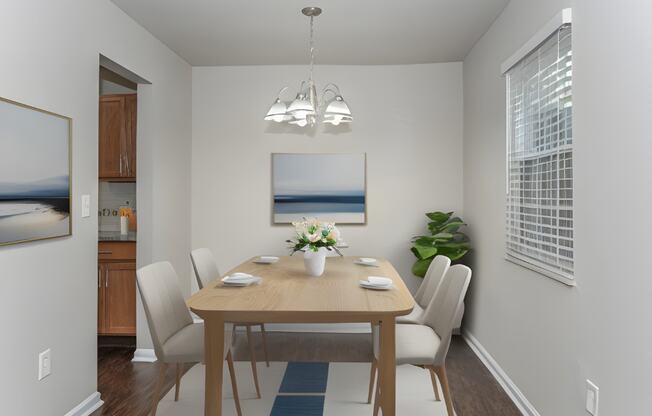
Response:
[463,0,652,414]
[0,1,191,414]
[191,63,464,296]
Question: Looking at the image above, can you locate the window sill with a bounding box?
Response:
[505,254,576,287]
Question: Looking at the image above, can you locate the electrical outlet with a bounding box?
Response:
[586,379,599,415]
[38,349,51,381]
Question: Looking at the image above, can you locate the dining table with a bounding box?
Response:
[187,255,414,416]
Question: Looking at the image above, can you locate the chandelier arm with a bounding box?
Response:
[276,86,289,99]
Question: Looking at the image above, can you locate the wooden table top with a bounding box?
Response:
[188,256,414,322]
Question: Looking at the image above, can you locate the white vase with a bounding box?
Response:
[303,247,328,277]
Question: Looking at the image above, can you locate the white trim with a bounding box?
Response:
[463,331,540,416]
[132,348,158,362]
[501,8,572,74]
[505,254,576,286]
[64,392,103,416]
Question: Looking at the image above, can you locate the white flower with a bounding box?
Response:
[327,226,340,242]
[307,232,322,242]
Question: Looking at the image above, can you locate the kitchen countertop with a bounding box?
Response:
[99,231,137,242]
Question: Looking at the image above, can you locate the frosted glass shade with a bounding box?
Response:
[324,96,352,118]
[264,99,291,122]
[323,114,353,125]
[287,97,315,120]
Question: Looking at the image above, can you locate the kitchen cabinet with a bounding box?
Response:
[99,94,137,180]
[98,242,136,336]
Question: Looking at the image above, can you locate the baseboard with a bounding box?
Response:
[246,323,372,333]
[131,348,157,362]
[64,392,103,416]
[463,330,540,416]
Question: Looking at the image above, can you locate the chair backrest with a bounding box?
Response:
[414,255,451,308]
[136,261,194,359]
[422,264,472,365]
[190,248,221,290]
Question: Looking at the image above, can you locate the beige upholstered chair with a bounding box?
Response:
[190,248,268,398]
[397,255,451,325]
[137,261,243,416]
[370,264,472,416]
[366,255,450,403]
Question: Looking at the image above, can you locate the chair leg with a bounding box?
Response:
[260,323,270,367]
[232,324,238,346]
[246,325,262,398]
[373,370,381,416]
[150,362,168,416]
[433,366,455,416]
[367,358,377,404]
[226,351,243,416]
[428,367,441,401]
[174,363,182,401]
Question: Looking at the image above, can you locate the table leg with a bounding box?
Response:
[204,315,225,416]
[379,316,396,416]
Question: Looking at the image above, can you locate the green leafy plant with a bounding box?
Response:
[410,211,471,277]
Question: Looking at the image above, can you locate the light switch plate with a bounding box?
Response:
[38,349,51,381]
[81,194,90,218]
[586,379,599,415]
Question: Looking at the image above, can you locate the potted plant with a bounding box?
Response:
[410,211,470,277]
[287,218,342,277]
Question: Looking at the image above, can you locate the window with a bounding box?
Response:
[505,23,574,284]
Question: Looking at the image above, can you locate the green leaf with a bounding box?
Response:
[425,211,450,224]
[412,258,433,278]
[440,221,465,233]
[414,236,435,246]
[413,244,438,260]
[432,232,453,240]
[410,246,423,260]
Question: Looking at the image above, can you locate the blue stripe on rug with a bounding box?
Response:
[270,395,325,416]
[279,362,329,393]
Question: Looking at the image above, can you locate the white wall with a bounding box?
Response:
[463,0,652,414]
[0,1,191,414]
[192,63,463,295]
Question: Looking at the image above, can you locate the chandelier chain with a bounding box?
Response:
[309,15,315,83]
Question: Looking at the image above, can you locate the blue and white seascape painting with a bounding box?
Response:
[0,98,71,245]
[272,153,366,224]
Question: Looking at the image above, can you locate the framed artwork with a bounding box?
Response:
[272,153,366,224]
[0,97,72,246]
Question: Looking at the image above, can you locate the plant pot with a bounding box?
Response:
[303,247,328,277]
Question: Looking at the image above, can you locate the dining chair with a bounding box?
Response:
[370,264,472,416]
[397,255,450,325]
[366,255,450,403]
[136,261,244,416]
[190,248,268,398]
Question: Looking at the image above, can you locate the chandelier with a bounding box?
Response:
[264,7,353,127]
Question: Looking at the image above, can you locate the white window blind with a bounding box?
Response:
[505,24,573,283]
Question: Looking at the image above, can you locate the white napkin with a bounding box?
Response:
[366,276,393,287]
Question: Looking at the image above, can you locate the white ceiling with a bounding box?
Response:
[111,0,509,66]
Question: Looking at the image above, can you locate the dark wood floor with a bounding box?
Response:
[92,332,520,416]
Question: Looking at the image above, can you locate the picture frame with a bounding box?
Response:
[0,96,72,246]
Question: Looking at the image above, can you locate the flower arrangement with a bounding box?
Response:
[287,218,342,255]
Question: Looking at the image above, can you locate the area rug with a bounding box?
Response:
[156,361,452,416]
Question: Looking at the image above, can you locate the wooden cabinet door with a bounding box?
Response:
[124,94,137,178]
[103,262,136,336]
[99,96,126,178]
[97,264,106,334]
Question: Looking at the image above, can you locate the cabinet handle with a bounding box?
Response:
[98,269,102,288]
[98,251,113,255]
[119,156,123,175]
[105,269,109,288]
[125,154,130,176]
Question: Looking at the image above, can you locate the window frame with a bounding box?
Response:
[502,9,575,286]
